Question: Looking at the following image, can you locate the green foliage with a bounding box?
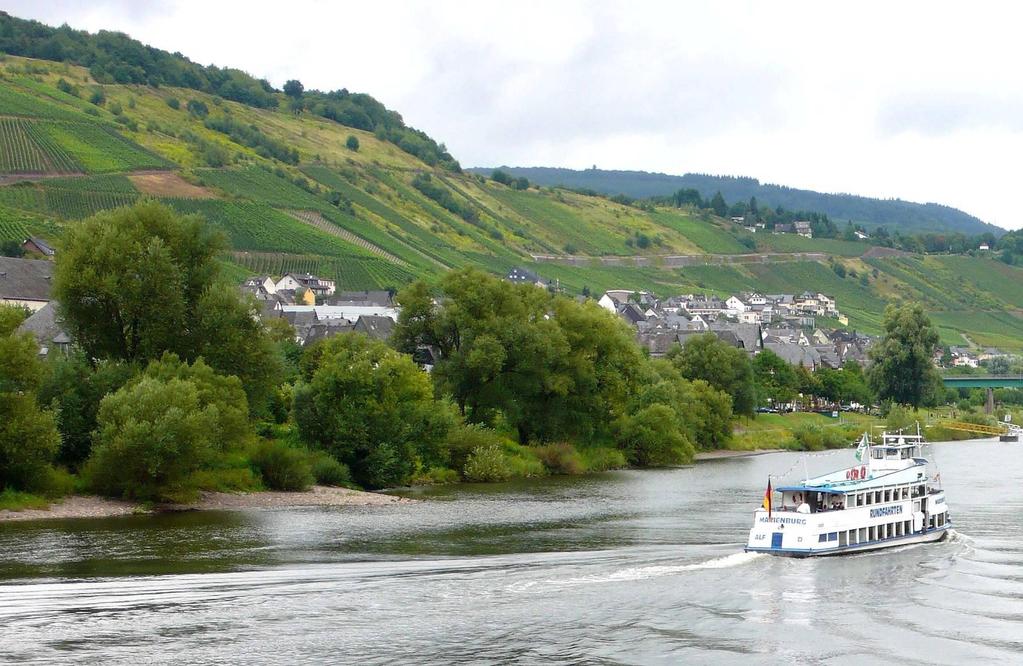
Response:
[462,443,512,482]
[86,357,251,502]
[37,355,135,469]
[669,333,756,417]
[0,393,60,492]
[308,450,351,486]
[294,333,455,488]
[791,423,853,451]
[0,303,29,335]
[165,96,180,110]
[753,349,798,405]
[283,80,304,99]
[54,202,281,409]
[0,330,43,393]
[617,403,695,466]
[186,99,208,118]
[868,303,942,407]
[0,488,50,511]
[1,239,26,257]
[249,440,314,491]
[578,447,628,471]
[395,269,646,445]
[411,173,478,224]
[204,115,298,164]
[345,134,359,151]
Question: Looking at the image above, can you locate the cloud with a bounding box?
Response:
[877,91,1023,136]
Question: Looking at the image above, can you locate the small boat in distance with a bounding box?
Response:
[745,426,951,557]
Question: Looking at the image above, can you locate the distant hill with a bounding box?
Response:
[469,167,1002,236]
[0,12,1021,348]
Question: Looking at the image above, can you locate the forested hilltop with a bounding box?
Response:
[1,12,1023,349]
[472,167,1001,236]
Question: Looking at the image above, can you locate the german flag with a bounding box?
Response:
[762,478,772,518]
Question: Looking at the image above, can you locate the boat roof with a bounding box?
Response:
[777,463,928,494]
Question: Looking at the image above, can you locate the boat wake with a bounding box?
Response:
[514,550,764,591]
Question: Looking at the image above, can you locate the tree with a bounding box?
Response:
[753,349,798,405]
[294,334,455,488]
[710,191,728,217]
[628,360,732,450]
[668,333,756,417]
[868,303,941,407]
[617,404,694,466]
[53,202,281,410]
[37,355,135,469]
[345,134,360,151]
[0,330,59,491]
[0,304,29,336]
[490,169,513,185]
[283,79,304,99]
[393,269,645,445]
[1,239,25,257]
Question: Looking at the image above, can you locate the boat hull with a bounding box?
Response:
[745,525,950,558]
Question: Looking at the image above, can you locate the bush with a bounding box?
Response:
[166,97,180,109]
[187,99,209,118]
[346,135,360,151]
[446,424,506,472]
[533,442,585,475]
[308,450,351,486]
[249,440,314,491]
[89,88,105,106]
[463,443,512,482]
[579,447,627,472]
[86,376,228,502]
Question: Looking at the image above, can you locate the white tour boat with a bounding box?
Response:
[745,427,951,557]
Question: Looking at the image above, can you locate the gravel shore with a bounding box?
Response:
[0,486,409,523]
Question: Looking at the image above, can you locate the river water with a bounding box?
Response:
[1,439,1021,665]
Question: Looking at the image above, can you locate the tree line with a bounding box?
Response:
[0,203,951,507]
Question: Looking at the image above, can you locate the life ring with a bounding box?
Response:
[860,465,867,478]
[846,470,852,480]
[851,468,859,480]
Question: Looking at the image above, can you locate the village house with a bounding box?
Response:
[725,295,748,316]
[0,256,54,312]
[598,289,655,313]
[328,290,395,307]
[16,301,71,358]
[275,273,336,299]
[793,221,813,238]
[22,237,56,257]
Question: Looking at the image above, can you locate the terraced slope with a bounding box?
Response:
[0,52,1020,348]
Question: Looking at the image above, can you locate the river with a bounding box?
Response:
[1,439,1021,664]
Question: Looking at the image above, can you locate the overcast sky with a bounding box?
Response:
[10,1,1023,229]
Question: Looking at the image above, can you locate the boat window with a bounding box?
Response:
[865,493,872,505]
[875,491,882,503]
[857,493,865,505]
[828,533,838,541]
[871,449,884,459]
[818,534,827,543]
[884,489,891,503]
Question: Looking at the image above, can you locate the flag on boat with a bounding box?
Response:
[762,478,772,518]
[854,432,869,462]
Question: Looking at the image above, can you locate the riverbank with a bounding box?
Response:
[0,486,409,523]
[694,449,785,461]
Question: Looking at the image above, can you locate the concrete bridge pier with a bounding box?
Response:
[986,388,995,415]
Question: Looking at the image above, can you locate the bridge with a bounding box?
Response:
[941,375,1023,389]
[941,376,1023,413]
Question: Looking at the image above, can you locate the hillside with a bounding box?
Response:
[471,167,1001,236]
[0,15,1022,350]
